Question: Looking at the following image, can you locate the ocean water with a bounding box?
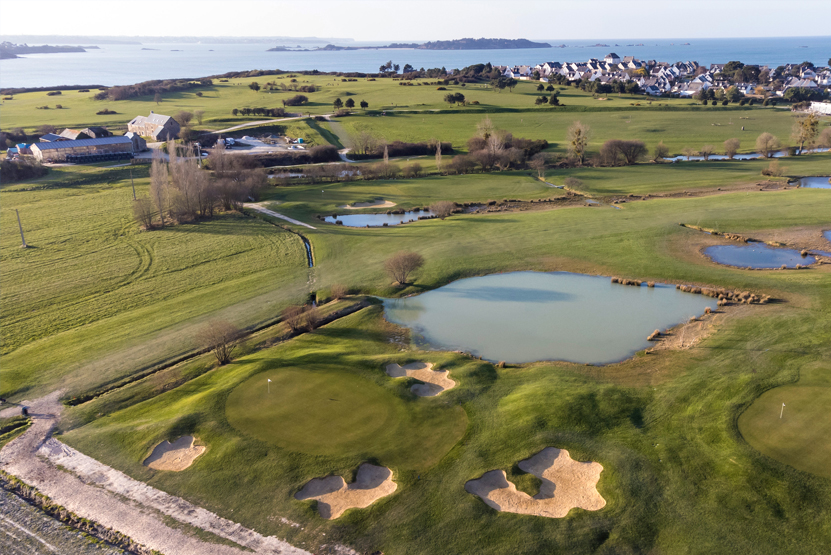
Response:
[1,37,829,88]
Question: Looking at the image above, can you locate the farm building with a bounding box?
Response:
[31,136,135,163]
[59,128,91,140]
[127,111,180,141]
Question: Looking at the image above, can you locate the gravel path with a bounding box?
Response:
[243,203,317,229]
[0,392,316,555]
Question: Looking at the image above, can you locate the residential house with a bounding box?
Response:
[604,52,621,64]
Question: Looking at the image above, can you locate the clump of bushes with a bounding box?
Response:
[231,107,286,117]
[96,108,117,115]
[282,94,309,107]
[0,159,49,183]
[46,91,62,96]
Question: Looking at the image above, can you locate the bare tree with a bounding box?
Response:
[403,162,423,178]
[652,141,669,161]
[756,132,782,158]
[791,113,819,154]
[199,320,241,365]
[430,200,456,220]
[476,116,495,140]
[352,130,379,156]
[385,251,425,285]
[194,110,205,126]
[302,306,321,331]
[331,284,348,300]
[150,152,169,227]
[566,121,591,165]
[175,111,194,126]
[132,197,155,230]
[435,142,442,172]
[529,153,547,178]
[283,305,305,333]
[681,147,697,161]
[383,144,389,164]
[723,138,741,159]
[699,145,715,161]
[154,92,162,105]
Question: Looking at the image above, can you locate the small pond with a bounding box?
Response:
[325,209,434,227]
[704,244,815,269]
[383,271,717,365]
[794,176,831,189]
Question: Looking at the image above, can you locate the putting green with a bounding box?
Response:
[225,366,466,469]
[739,384,831,478]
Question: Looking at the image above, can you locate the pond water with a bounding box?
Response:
[705,244,815,268]
[382,271,717,365]
[794,176,831,189]
[325,209,434,227]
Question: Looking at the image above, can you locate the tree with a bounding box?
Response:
[791,113,819,154]
[699,145,715,160]
[331,284,348,300]
[817,127,831,150]
[653,141,669,161]
[756,132,781,158]
[476,117,496,140]
[430,200,456,220]
[154,92,162,104]
[383,144,389,164]
[403,162,423,178]
[333,97,343,110]
[724,138,740,159]
[249,82,260,92]
[345,98,355,109]
[535,96,548,105]
[132,197,155,230]
[351,129,378,155]
[529,153,548,178]
[548,93,560,105]
[283,305,305,333]
[194,110,205,125]
[384,251,424,285]
[199,320,241,365]
[393,63,400,73]
[360,99,368,109]
[681,147,696,161]
[402,64,414,73]
[566,121,591,165]
[435,142,442,172]
[537,83,545,92]
[150,153,169,227]
[175,110,194,126]
[303,306,321,331]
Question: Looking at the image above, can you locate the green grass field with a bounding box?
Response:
[2,71,831,554]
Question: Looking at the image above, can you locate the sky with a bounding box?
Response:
[1,0,830,41]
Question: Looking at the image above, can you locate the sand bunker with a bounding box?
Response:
[385,362,456,396]
[143,436,206,471]
[465,447,605,518]
[295,463,397,519]
[341,200,397,209]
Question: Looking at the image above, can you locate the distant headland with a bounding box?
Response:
[270,38,552,52]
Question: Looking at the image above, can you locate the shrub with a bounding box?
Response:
[46,91,62,96]
[282,94,309,106]
[330,284,348,300]
[0,159,49,183]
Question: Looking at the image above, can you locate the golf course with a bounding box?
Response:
[1,72,830,555]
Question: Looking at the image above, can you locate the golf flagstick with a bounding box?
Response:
[268,378,271,394]
[780,403,785,419]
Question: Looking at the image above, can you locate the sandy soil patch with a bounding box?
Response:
[143,436,206,471]
[385,362,456,396]
[465,447,605,518]
[341,200,397,209]
[295,463,397,519]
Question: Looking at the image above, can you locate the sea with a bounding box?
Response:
[1,37,829,89]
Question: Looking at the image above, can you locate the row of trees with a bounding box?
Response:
[332,98,368,110]
[134,142,266,230]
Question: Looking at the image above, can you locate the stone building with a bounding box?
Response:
[127,111,180,141]
[31,136,134,163]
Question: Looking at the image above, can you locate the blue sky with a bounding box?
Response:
[2,0,830,41]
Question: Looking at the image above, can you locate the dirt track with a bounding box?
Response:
[0,392,326,555]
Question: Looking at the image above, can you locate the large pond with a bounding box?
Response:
[794,176,831,189]
[705,244,815,268]
[325,209,434,227]
[382,271,717,365]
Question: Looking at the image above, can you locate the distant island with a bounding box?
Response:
[269,38,551,52]
[0,42,90,58]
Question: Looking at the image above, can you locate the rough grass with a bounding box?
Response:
[0,165,310,399]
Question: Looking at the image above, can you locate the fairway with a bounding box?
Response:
[226,365,466,464]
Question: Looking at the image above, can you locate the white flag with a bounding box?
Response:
[268,379,272,382]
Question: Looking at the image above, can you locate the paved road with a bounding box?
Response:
[0,392,321,555]
[211,115,306,134]
[244,203,317,229]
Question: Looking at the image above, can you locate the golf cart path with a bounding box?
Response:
[212,115,306,134]
[244,203,317,229]
[0,392,327,555]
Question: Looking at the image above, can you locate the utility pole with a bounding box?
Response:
[15,209,27,248]
[130,169,136,200]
